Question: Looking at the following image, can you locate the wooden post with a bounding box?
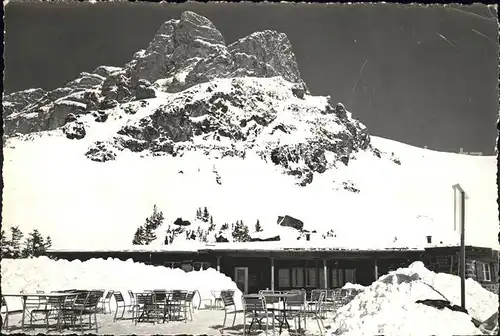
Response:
[374,259,379,281]
[271,257,275,291]
[323,260,328,289]
[216,256,221,272]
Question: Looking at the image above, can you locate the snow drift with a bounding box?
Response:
[328,261,498,336]
[1,257,242,311]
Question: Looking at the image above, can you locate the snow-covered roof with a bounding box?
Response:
[48,241,427,254]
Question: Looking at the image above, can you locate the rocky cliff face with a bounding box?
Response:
[3,11,399,187]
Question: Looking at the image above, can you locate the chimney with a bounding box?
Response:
[306,233,311,241]
[426,236,432,244]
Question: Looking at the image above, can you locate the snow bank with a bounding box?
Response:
[1,257,242,311]
[342,282,366,291]
[328,261,497,336]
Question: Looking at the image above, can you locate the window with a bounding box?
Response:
[345,269,356,284]
[278,268,290,288]
[479,262,492,282]
[331,269,339,288]
[319,268,326,288]
[332,268,357,287]
[306,268,317,287]
[291,267,304,288]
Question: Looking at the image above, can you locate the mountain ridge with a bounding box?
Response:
[2,11,497,251]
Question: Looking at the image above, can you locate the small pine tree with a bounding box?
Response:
[1,229,10,258]
[196,207,203,220]
[45,236,52,251]
[202,207,210,223]
[142,205,164,245]
[232,220,251,242]
[208,216,216,232]
[10,226,24,258]
[132,227,145,245]
[22,229,46,258]
[220,223,229,231]
[255,220,262,232]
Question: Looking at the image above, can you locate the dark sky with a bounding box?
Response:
[3,2,499,154]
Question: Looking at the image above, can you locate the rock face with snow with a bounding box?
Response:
[4,66,121,136]
[3,11,383,187]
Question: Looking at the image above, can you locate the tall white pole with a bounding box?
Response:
[452,183,468,309]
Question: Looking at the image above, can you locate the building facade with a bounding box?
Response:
[47,243,499,294]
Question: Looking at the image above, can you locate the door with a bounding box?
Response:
[235,267,249,294]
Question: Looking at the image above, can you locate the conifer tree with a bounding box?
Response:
[1,229,10,258]
[232,220,251,242]
[255,220,262,232]
[202,207,210,222]
[22,229,46,257]
[10,226,24,258]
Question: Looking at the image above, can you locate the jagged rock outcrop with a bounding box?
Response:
[3,11,395,187]
[63,121,86,140]
[4,11,306,135]
[85,141,117,162]
[125,11,307,94]
[278,215,304,231]
[3,88,46,117]
[4,66,121,136]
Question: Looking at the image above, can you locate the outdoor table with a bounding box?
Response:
[2,292,72,331]
[246,292,299,334]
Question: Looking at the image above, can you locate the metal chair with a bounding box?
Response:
[242,295,275,336]
[134,292,156,324]
[221,290,243,329]
[71,292,101,333]
[102,290,114,314]
[302,291,326,334]
[1,296,23,331]
[113,291,136,321]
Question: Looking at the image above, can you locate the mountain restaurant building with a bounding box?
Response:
[47,242,499,294]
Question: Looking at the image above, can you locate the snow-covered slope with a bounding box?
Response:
[2,124,497,250]
[2,11,497,251]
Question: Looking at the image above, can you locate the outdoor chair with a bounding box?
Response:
[242,294,275,336]
[221,290,243,329]
[183,291,197,321]
[1,296,23,331]
[91,289,105,309]
[128,290,137,312]
[280,290,307,332]
[113,291,136,321]
[302,291,326,334]
[71,291,101,333]
[134,292,156,324]
[102,290,114,314]
[259,290,280,313]
[166,290,188,322]
[152,290,169,323]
